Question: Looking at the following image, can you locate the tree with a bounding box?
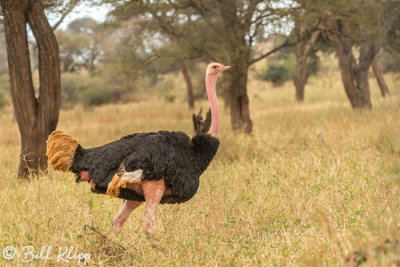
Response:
[374,5,400,93]
[56,17,108,73]
[292,9,324,102]
[104,0,293,134]
[322,0,399,108]
[56,30,91,72]
[0,0,61,178]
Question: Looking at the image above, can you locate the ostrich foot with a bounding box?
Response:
[143,219,156,233]
[106,169,143,197]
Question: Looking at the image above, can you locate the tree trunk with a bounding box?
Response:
[326,16,387,109]
[227,59,253,134]
[219,1,252,133]
[331,37,373,108]
[293,54,307,102]
[293,21,321,102]
[222,76,230,110]
[371,57,389,97]
[1,0,61,178]
[336,44,369,108]
[181,63,194,109]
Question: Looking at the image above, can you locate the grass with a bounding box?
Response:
[0,58,399,266]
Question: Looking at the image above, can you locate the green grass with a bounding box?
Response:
[0,58,399,265]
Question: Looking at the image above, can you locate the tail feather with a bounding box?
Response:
[46,130,79,172]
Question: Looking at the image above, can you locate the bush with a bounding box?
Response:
[81,87,109,106]
[256,50,296,86]
[61,73,83,105]
[259,65,291,86]
[379,49,400,73]
[307,53,320,78]
[61,73,121,108]
[154,78,177,102]
[256,49,320,87]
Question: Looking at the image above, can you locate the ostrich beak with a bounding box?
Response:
[220,66,231,72]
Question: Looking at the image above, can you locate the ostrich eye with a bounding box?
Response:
[212,66,217,69]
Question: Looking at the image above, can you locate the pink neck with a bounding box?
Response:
[206,73,219,137]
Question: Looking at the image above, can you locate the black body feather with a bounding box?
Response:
[70,131,219,204]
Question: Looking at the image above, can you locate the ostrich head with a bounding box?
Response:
[206,62,231,76]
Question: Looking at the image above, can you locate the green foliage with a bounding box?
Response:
[256,48,320,86]
[81,87,110,106]
[380,9,400,73]
[307,53,320,77]
[378,50,400,74]
[256,48,296,86]
[154,78,175,101]
[259,65,291,86]
[56,17,114,73]
[61,73,120,108]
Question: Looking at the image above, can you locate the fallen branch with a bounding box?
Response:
[84,224,127,252]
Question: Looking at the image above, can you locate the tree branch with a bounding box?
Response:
[249,40,295,65]
[155,15,218,62]
[303,29,321,56]
[249,12,327,66]
[51,3,78,31]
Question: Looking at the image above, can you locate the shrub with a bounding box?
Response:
[154,78,177,102]
[307,53,320,78]
[256,48,320,87]
[61,73,121,107]
[259,65,291,86]
[61,73,84,105]
[256,51,295,86]
[81,87,109,106]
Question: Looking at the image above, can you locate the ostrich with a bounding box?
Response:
[46,63,230,232]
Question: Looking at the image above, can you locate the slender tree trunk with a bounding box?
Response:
[1,0,61,178]
[293,28,320,102]
[371,57,390,97]
[293,54,307,102]
[181,63,194,109]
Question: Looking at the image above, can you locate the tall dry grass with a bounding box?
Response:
[0,58,399,266]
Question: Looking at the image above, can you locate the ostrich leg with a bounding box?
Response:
[142,179,166,232]
[112,200,143,231]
